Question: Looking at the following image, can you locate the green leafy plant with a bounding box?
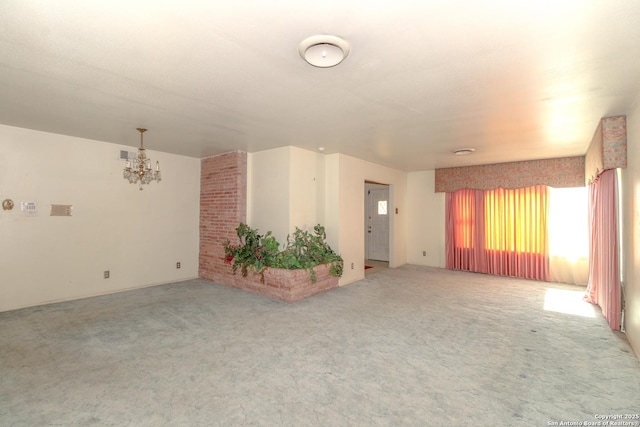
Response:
[223,223,343,282]
[275,225,344,282]
[223,223,280,278]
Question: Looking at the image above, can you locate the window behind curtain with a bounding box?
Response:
[446,185,550,281]
[548,187,588,260]
[484,186,548,254]
[451,189,476,249]
[548,187,589,285]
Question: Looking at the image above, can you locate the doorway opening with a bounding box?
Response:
[365,181,390,274]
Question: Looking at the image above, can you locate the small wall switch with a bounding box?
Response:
[423,251,426,256]
[351,262,354,270]
[104,270,110,279]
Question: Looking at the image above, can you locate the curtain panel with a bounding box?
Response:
[446,186,550,281]
[446,189,486,272]
[584,169,621,330]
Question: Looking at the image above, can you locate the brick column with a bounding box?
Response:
[199,151,247,284]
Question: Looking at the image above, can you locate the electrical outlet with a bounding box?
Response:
[351,262,354,270]
[104,270,110,279]
[423,251,426,256]
[176,261,181,269]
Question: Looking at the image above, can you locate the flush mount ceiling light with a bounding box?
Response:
[453,148,476,156]
[299,35,350,68]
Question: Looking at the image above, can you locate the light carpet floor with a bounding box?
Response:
[364,259,389,276]
[1,265,639,426]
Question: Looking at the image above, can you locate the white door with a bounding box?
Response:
[366,187,390,261]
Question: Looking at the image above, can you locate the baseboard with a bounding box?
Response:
[0,276,200,313]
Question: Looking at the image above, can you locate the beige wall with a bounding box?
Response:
[406,171,446,268]
[247,147,291,243]
[323,154,341,252]
[0,125,201,312]
[248,146,323,245]
[289,147,321,235]
[325,154,408,286]
[248,149,410,286]
[623,106,640,358]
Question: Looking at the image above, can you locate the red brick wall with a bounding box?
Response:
[586,115,627,183]
[199,151,247,284]
[435,156,585,192]
[602,115,627,170]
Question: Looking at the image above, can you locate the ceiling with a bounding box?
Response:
[1,1,640,171]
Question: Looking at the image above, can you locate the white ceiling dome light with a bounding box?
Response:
[453,148,476,156]
[299,35,350,68]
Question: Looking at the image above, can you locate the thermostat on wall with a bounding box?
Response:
[21,201,37,216]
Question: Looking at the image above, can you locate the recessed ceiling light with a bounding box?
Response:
[453,148,476,156]
[299,35,350,68]
[318,146,325,152]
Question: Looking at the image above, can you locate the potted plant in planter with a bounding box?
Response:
[223,223,344,302]
[223,223,280,278]
[275,225,344,281]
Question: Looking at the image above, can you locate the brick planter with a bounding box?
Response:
[227,263,339,303]
[197,152,339,303]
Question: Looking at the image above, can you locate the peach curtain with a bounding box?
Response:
[446,186,550,281]
[584,169,621,330]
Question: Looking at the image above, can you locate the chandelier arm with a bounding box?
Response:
[124,128,159,190]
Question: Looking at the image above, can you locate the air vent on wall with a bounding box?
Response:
[50,204,73,217]
[120,150,137,160]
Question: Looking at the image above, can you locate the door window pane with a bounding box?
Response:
[378,200,388,215]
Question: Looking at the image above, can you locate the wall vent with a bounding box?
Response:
[50,204,73,216]
[120,150,136,160]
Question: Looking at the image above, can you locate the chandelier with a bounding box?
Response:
[123,128,161,190]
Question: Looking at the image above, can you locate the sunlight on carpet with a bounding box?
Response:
[543,288,596,318]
